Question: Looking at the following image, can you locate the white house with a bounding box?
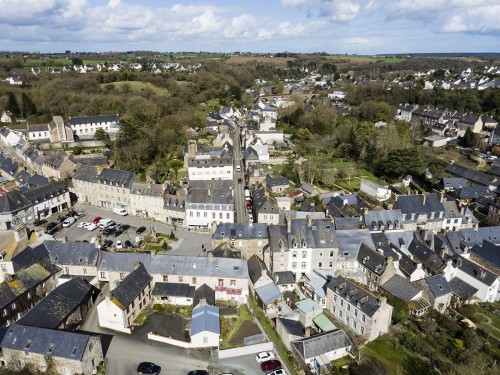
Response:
[359,179,391,202]
[5,76,22,85]
[328,91,346,100]
[27,124,50,141]
[187,156,233,181]
[190,305,220,347]
[67,114,120,137]
[97,264,153,333]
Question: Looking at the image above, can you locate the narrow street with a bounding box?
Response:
[232,123,247,224]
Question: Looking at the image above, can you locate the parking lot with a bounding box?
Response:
[42,203,213,256]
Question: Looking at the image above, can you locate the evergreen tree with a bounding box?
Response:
[21,92,36,118]
[6,92,20,117]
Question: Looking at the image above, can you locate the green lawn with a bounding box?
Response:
[102,81,170,96]
[220,304,252,349]
[362,337,412,375]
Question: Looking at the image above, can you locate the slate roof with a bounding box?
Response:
[445,162,497,187]
[357,243,388,276]
[130,182,163,197]
[247,255,270,284]
[152,282,195,299]
[191,305,220,335]
[450,255,498,286]
[446,227,500,253]
[266,177,289,188]
[187,156,232,168]
[296,298,322,314]
[276,317,305,337]
[470,240,500,268]
[334,217,361,230]
[23,182,68,205]
[27,174,48,187]
[0,157,18,176]
[292,330,352,360]
[98,252,151,273]
[381,275,421,301]
[442,178,469,190]
[449,277,478,300]
[15,170,31,185]
[424,275,452,298]
[0,324,93,360]
[10,244,49,269]
[43,240,99,267]
[72,165,98,182]
[252,183,279,214]
[305,274,328,299]
[193,284,215,307]
[255,282,282,305]
[210,242,241,259]
[0,259,60,309]
[407,236,444,273]
[335,229,375,260]
[17,278,98,329]
[326,276,382,317]
[396,194,444,220]
[0,190,33,214]
[67,114,119,126]
[273,271,295,285]
[453,186,494,199]
[97,168,136,188]
[110,264,152,310]
[364,209,403,230]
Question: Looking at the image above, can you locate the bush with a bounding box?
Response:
[152,304,164,312]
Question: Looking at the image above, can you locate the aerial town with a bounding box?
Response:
[0,49,498,375]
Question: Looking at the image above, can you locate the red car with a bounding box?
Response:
[92,216,103,224]
[246,201,252,209]
[260,360,281,372]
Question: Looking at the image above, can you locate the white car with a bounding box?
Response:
[86,223,98,231]
[256,352,275,364]
[77,221,90,228]
[98,219,113,229]
[62,217,75,228]
[267,370,286,375]
[116,240,123,249]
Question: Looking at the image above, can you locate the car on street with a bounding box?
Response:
[260,360,281,372]
[34,219,47,226]
[46,222,58,233]
[124,240,134,249]
[116,240,123,249]
[108,222,120,229]
[266,369,287,375]
[187,371,209,375]
[86,223,99,231]
[256,352,275,364]
[237,177,242,184]
[73,212,85,219]
[136,226,147,234]
[113,229,123,237]
[77,221,90,228]
[92,216,103,224]
[102,228,115,236]
[246,201,252,209]
[100,240,113,250]
[137,362,161,374]
[98,219,114,228]
[119,224,131,231]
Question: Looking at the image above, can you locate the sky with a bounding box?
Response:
[0,0,499,54]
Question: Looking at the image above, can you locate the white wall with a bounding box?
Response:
[191,331,220,348]
[96,298,131,334]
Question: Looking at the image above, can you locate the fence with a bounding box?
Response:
[243,333,267,346]
[217,342,274,359]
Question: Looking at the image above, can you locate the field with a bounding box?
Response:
[322,54,405,65]
[361,337,412,375]
[101,81,170,96]
[23,58,105,68]
[226,55,294,65]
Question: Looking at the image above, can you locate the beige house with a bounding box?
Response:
[0,324,103,375]
[48,116,74,143]
[97,263,152,333]
[326,275,393,342]
[41,152,76,180]
[212,223,269,260]
[414,275,452,313]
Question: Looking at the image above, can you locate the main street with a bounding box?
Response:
[232,122,247,224]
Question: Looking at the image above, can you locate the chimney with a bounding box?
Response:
[188,140,197,157]
[460,203,466,217]
[207,251,214,261]
[439,191,445,203]
[387,203,393,211]
[95,241,101,250]
[133,261,142,270]
[307,215,312,227]
[208,188,211,198]
[421,194,427,205]
[386,256,393,265]
[286,215,291,234]
[305,327,311,338]
[61,236,68,244]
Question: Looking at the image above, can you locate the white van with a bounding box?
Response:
[62,217,76,228]
[113,207,128,216]
[236,165,241,173]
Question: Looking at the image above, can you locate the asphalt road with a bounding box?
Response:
[232,123,247,224]
[53,203,213,256]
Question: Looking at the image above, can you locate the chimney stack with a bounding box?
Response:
[307,215,312,227]
[61,236,68,244]
[421,194,427,205]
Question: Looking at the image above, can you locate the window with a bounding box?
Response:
[329,262,333,268]
[301,262,307,268]
[360,326,365,334]
[83,268,87,275]
[24,340,32,349]
[318,262,322,267]
[178,276,183,283]
[302,251,307,258]
[226,213,230,219]
[334,295,337,302]
[339,311,343,318]
[332,306,336,314]
[353,321,357,329]
[362,315,366,323]
[230,279,236,286]
[354,309,358,317]
[192,277,197,284]
[11,303,16,310]
[190,212,193,217]
[347,304,350,312]
[203,212,207,218]
[292,262,297,269]
[219,213,223,219]
[292,252,297,259]
[346,316,350,324]
[319,252,323,257]
[47,344,54,354]
[218,279,224,287]
[196,212,200,218]
[163,275,168,282]
[330,251,334,257]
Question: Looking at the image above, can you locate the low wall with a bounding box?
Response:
[217,342,274,359]
[148,332,193,348]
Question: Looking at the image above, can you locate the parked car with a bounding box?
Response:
[245,201,252,209]
[113,207,128,216]
[46,222,58,233]
[256,352,275,364]
[260,360,281,372]
[116,240,123,249]
[136,226,147,234]
[102,228,115,236]
[34,219,47,226]
[266,370,287,375]
[124,240,134,249]
[113,229,123,237]
[73,211,85,219]
[62,217,76,228]
[187,371,208,375]
[77,221,90,228]
[100,240,113,250]
[238,177,242,184]
[98,219,113,229]
[119,224,131,231]
[137,362,161,374]
[86,223,99,231]
[92,216,103,224]
[108,222,120,230]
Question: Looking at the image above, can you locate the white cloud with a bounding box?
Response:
[107,0,121,8]
[280,0,312,8]
[442,5,500,33]
[323,0,361,22]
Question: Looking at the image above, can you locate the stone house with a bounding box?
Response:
[43,240,100,278]
[0,324,103,375]
[212,223,269,260]
[41,152,76,180]
[326,275,393,342]
[276,317,305,351]
[356,244,397,291]
[414,275,452,313]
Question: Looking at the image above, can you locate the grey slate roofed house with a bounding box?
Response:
[190,305,220,335]
[27,174,48,188]
[442,177,469,191]
[407,236,444,274]
[152,282,195,299]
[292,329,352,366]
[326,276,381,317]
[452,186,494,200]
[247,254,270,285]
[273,271,296,286]
[97,168,136,188]
[43,240,100,269]
[67,114,119,126]
[72,165,98,182]
[396,194,445,222]
[17,277,99,329]
[334,217,361,230]
[110,264,152,310]
[449,277,478,301]
[470,240,500,272]
[445,162,498,187]
[381,275,422,302]
[194,284,215,307]
[0,324,95,360]
[335,229,374,260]
[10,243,50,270]
[424,274,452,297]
